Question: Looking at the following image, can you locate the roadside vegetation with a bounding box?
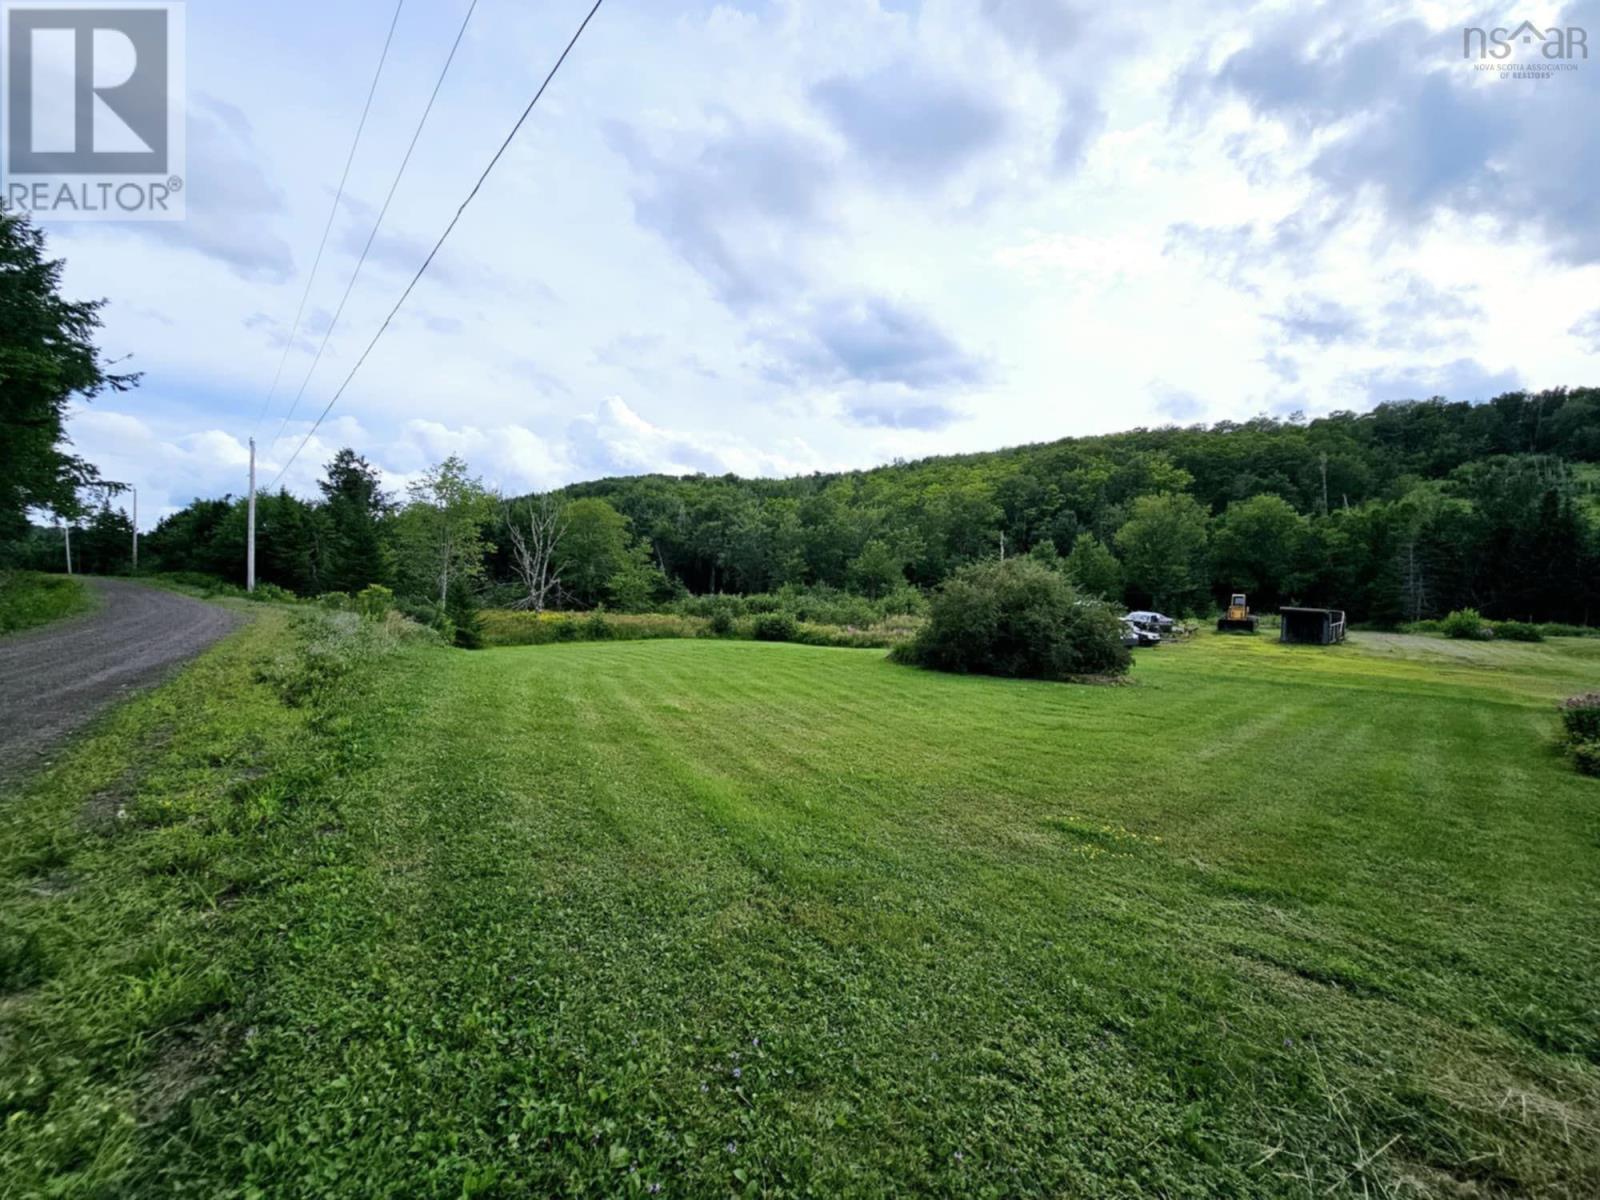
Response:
[0,570,91,634]
[4,616,1598,1196]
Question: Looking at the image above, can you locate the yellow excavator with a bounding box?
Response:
[1217,592,1259,634]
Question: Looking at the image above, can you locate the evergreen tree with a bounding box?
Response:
[0,210,136,543]
[318,449,393,593]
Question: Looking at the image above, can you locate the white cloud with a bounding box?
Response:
[49,0,1597,519]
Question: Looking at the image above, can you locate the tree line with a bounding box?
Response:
[14,386,1594,631]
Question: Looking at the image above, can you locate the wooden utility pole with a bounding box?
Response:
[62,519,72,575]
[247,438,257,593]
[130,487,138,571]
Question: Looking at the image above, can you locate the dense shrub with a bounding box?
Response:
[1560,694,1600,744]
[1572,741,1600,778]
[1440,609,1489,639]
[355,584,393,620]
[478,610,703,646]
[393,595,449,641]
[248,582,296,604]
[892,558,1130,681]
[750,611,798,642]
[707,601,736,637]
[672,583,927,627]
[1491,620,1544,642]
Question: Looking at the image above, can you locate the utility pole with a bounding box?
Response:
[247,438,257,593]
[62,518,73,575]
[130,486,138,571]
[999,531,1006,560]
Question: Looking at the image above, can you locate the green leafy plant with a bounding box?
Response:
[1572,740,1600,777]
[707,601,736,637]
[247,582,296,604]
[1560,693,1600,744]
[750,611,798,642]
[354,584,394,620]
[893,557,1130,681]
[1440,608,1489,639]
[1492,621,1544,642]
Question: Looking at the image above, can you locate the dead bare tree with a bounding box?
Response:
[505,494,567,613]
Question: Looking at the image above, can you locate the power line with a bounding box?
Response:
[249,0,407,436]
[271,0,481,450]
[266,0,606,490]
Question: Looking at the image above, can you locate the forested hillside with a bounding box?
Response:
[547,388,1600,624]
[23,388,1599,627]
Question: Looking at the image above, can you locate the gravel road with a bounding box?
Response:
[0,578,243,784]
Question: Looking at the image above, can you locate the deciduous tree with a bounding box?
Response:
[1115,492,1210,614]
[398,456,495,606]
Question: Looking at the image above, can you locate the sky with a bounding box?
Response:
[37,0,1600,527]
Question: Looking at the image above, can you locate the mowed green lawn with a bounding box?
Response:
[3,623,1598,1196]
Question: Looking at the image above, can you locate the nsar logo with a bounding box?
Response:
[1463,20,1588,60]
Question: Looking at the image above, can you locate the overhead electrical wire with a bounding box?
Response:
[251,0,407,437]
[269,0,481,450]
[266,0,606,490]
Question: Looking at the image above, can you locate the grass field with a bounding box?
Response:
[0,571,91,634]
[2,617,1597,1196]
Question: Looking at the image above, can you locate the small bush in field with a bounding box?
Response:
[318,591,353,612]
[355,584,394,620]
[892,557,1130,681]
[585,608,614,640]
[708,602,736,637]
[1440,609,1488,639]
[1560,694,1600,744]
[751,612,798,642]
